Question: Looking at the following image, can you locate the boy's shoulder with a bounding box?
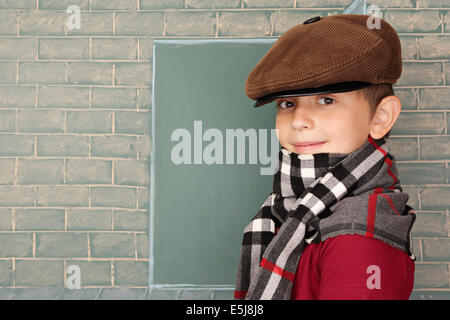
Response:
[319,233,412,262]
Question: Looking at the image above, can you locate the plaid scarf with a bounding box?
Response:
[234,136,416,300]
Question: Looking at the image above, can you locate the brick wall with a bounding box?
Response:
[0,0,448,299]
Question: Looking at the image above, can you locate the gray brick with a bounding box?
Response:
[39,39,90,60]
[36,232,88,258]
[420,88,450,110]
[66,159,112,184]
[91,186,136,208]
[418,35,450,59]
[92,38,138,60]
[383,10,441,33]
[393,112,445,135]
[423,239,450,261]
[66,12,113,36]
[397,162,446,185]
[136,233,149,258]
[0,62,17,84]
[65,260,111,287]
[0,233,33,257]
[67,62,113,85]
[36,186,89,207]
[90,233,135,258]
[67,208,112,231]
[271,11,330,36]
[414,263,449,288]
[39,0,89,9]
[0,110,15,132]
[0,86,35,108]
[417,0,450,7]
[393,87,418,111]
[188,0,241,8]
[0,208,12,231]
[137,188,149,210]
[219,11,271,37]
[19,11,66,36]
[0,158,15,185]
[114,63,151,86]
[114,160,149,187]
[446,62,450,85]
[446,11,450,33]
[412,238,421,261]
[0,0,35,9]
[17,159,64,185]
[420,136,450,160]
[411,211,447,237]
[140,0,184,9]
[420,186,450,210]
[98,287,147,299]
[37,135,89,157]
[397,62,443,86]
[137,135,150,160]
[145,287,181,299]
[166,11,216,36]
[39,86,90,108]
[399,36,418,60]
[387,137,418,161]
[0,135,34,156]
[15,208,65,231]
[447,163,450,184]
[113,210,148,231]
[0,186,34,206]
[19,62,65,84]
[114,261,148,286]
[92,0,137,10]
[447,112,450,136]
[0,260,12,286]
[403,185,420,209]
[17,109,65,133]
[91,135,138,158]
[297,0,414,7]
[15,260,64,286]
[115,111,150,135]
[137,88,151,110]
[0,38,35,60]
[92,87,136,109]
[67,110,112,134]
[115,12,164,36]
[139,39,153,61]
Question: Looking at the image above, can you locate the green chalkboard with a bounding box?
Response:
[151,39,279,285]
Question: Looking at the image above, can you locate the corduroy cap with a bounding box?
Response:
[245,14,402,108]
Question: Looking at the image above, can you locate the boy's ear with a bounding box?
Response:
[369,95,401,139]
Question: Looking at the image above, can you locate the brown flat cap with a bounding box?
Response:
[245,14,402,108]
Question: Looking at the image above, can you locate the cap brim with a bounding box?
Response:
[252,81,372,108]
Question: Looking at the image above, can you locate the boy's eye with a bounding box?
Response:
[276,100,294,109]
[318,96,335,105]
[276,97,335,109]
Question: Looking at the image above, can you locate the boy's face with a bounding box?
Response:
[275,90,373,155]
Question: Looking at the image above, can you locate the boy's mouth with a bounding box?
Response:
[293,141,326,152]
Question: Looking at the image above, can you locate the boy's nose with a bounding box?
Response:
[290,105,314,130]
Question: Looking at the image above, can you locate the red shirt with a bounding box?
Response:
[291,233,415,300]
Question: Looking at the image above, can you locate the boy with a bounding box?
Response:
[234,14,417,300]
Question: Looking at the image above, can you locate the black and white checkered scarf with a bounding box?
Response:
[234,136,416,300]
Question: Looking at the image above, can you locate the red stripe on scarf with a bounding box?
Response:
[366,137,401,236]
[365,188,383,238]
[380,193,400,215]
[260,258,295,282]
[234,290,247,299]
[368,136,397,189]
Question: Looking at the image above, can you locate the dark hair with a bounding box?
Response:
[356,83,395,139]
